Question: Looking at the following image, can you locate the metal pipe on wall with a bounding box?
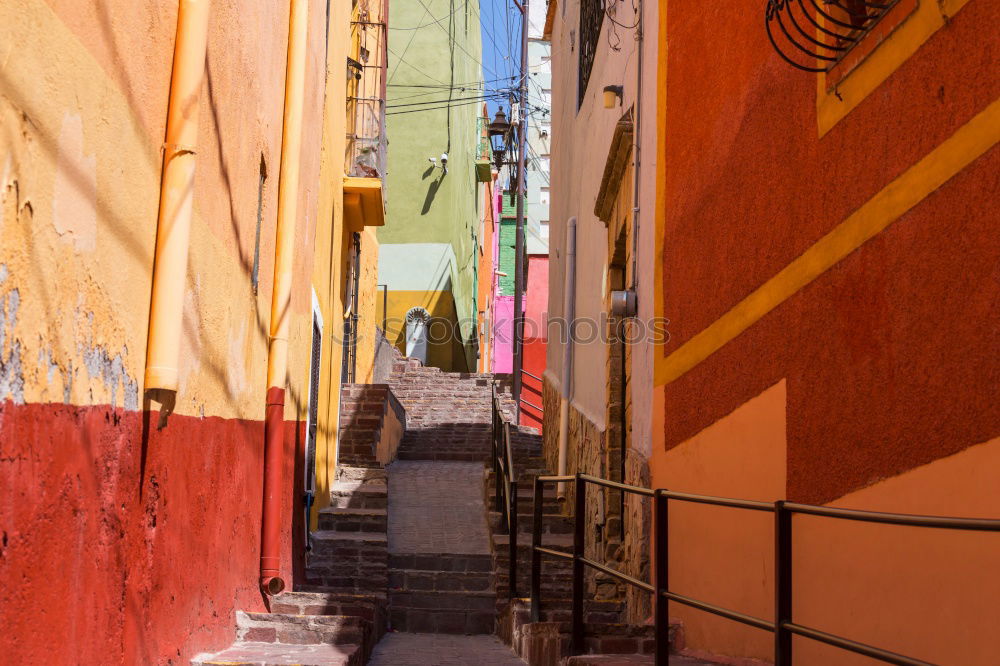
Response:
[260,0,309,597]
[512,0,529,418]
[557,217,577,497]
[144,0,211,392]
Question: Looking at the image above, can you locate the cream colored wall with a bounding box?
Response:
[0,0,329,422]
[544,0,658,440]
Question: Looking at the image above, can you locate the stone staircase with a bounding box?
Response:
[192,380,400,666]
[382,355,505,636]
[191,349,700,665]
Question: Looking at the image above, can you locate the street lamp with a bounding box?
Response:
[488,108,512,169]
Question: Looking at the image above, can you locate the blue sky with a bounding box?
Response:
[478,0,523,118]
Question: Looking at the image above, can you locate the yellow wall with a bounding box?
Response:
[0,0,328,421]
[307,0,354,527]
[354,227,381,384]
[381,290,469,372]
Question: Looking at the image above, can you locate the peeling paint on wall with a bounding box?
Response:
[0,272,25,404]
[79,341,138,410]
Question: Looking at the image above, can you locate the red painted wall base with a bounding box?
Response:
[0,400,304,665]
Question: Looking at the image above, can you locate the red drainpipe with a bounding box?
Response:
[260,386,286,596]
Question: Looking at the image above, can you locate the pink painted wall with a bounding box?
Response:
[493,296,515,373]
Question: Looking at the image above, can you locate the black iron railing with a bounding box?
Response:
[529,473,1000,666]
[492,384,519,598]
[765,0,903,73]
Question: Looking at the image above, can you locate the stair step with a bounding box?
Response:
[318,507,387,532]
[191,642,362,666]
[270,591,384,622]
[389,569,493,592]
[336,466,386,483]
[329,481,387,509]
[236,611,367,646]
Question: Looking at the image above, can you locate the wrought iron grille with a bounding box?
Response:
[578,0,605,106]
[765,0,902,73]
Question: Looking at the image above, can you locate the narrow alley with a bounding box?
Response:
[2,0,998,664]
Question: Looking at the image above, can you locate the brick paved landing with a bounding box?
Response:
[388,461,490,555]
[368,633,526,665]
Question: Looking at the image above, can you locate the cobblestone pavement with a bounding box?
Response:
[368,632,527,665]
[387,461,490,555]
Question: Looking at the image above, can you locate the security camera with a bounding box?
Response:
[428,157,437,164]
[440,153,448,165]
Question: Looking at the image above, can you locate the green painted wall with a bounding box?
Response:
[381,0,485,371]
[498,219,516,296]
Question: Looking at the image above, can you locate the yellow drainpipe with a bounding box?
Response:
[144,0,211,392]
[260,0,309,596]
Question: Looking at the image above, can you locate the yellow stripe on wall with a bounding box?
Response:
[655,97,1000,387]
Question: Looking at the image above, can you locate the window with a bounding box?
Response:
[303,289,323,544]
[540,188,550,206]
[251,155,267,293]
[579,0,604,106]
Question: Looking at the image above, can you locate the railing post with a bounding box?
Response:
[653,489,669,666]
[530,475,543,622]
[491,389,499,512]
[571,475,586,655]
[509,479,518,599]
[775,500,793,666]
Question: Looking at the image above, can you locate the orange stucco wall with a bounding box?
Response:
[652,0,999,661]
[651,386,1000,665]
[650,381,787,661]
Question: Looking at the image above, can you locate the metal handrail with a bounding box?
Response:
[491,384,519,598]
[519,398,543,412]
[520,368,543,382]
[527,472,1000,666]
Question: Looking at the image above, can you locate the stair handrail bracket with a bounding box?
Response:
[527,473,1000,666]
[491,383,520,599]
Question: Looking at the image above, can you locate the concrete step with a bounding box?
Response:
[191,642,361,666]
[388,590,498,634]
[389,568,493,593]
[336,465,386,483]
[329,480,387,509]
[270,590,385,623]
[235,611,367,647]
[317,506,388,533]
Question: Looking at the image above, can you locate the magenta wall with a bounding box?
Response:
[492,296,515,373]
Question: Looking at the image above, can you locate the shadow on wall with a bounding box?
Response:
[421,166,445,215]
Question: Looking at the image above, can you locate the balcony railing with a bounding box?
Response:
[765,0,904,73]
[347,3,387,183]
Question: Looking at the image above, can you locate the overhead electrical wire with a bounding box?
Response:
[386,91,512,109]
[386,95,508,116]
[389,2,464,30]
[413,0,501,80]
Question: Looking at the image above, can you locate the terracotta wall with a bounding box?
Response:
[0,0,338,662]
[652,0,999,661]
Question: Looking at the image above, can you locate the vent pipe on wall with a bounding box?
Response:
[144,0,211,393]
[260,0,309,598]
[557,217,577,498]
